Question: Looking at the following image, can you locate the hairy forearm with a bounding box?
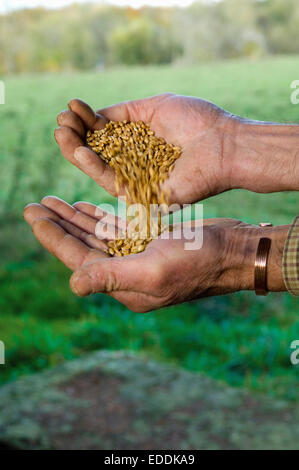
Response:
[227,118,299,193]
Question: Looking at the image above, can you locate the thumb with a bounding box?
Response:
[69,256,149,297]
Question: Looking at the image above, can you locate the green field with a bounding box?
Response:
[0,56,298,399]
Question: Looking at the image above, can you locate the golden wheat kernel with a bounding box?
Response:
[86,120,181,256]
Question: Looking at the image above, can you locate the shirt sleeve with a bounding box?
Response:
[282,215,299,296]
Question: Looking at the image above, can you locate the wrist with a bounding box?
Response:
[226,117,299,193]
[222,224,289,293]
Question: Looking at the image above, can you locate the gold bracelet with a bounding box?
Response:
[254,223,273,296]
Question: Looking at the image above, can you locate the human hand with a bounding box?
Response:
[55,94,235,205]
[24,196,288,312]
[56,94,299,203]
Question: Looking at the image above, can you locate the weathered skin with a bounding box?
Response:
[0,351,297,450]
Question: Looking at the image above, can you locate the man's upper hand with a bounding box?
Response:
[55,94,235,205]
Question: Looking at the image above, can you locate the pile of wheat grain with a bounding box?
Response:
[86,120,181,256]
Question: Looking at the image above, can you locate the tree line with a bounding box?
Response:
[0,0,299,74]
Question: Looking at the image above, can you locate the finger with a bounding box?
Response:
[74,146,117,195]
[57,109,86,138]
[41,196,123,241]
[70,255,152,296]
[68,98,108,130]
[58,219,109,251]
[54,126,116,193]
[54,126,83,167]
[41,196,98,234]
[23,202,60,225]
[73,201,127,230]
[24,201,108,251]
[32,218,106,271]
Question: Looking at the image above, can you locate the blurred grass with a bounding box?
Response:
[0,56,298,399]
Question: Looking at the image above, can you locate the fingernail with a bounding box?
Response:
[74,147,86,163]
[71,271,93,296]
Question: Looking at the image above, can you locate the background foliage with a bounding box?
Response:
[1,0,299,74]
[0,56,298,401]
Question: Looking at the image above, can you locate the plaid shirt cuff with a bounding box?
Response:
[283,215,299,296]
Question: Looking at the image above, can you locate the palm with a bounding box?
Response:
[55,94,232,205]
[142,94,230,204]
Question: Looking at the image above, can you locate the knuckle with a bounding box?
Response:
[100,268,118,293]
[57,109,68,124]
